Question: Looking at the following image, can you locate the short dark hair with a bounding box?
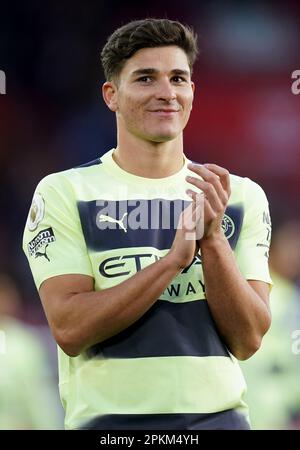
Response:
[101,18,199,82]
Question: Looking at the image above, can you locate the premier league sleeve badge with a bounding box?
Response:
[28,192,45,231]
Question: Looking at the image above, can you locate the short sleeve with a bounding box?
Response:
[235,178,273,285]
[23,173,93,290]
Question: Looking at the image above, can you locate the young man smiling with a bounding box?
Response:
[23,18,272,430]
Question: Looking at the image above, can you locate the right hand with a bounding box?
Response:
[167,196,204,270]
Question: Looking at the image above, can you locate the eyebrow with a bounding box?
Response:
[131,68,190,77]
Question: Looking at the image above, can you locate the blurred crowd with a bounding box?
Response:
[0,0,300,429]
[241,222,300,429]
[0,274,63,429]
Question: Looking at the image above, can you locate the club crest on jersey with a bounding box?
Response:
[222,214,235,239]
[28,193,45,231]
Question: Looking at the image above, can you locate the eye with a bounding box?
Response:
[172,76,187,83]
[136,76,153,83]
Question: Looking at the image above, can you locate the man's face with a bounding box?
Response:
[107,46,195,143]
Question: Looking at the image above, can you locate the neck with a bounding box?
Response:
[113,131,185,179]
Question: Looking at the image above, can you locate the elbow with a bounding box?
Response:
[54,327,83,357]
[231,336,263,361]
[60,345,81,358]
[233,314,272,361]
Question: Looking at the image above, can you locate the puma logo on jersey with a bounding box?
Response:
[98,213,128,232]
[35,243,50,262]
[28,227,55,260]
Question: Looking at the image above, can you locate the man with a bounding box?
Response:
[23,18,272,430]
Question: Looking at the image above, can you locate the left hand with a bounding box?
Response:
[185,163,231,241]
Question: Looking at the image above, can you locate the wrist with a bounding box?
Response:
[164,249,186,272]
[199,230,227,249]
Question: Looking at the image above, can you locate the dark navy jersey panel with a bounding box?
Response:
[86,299,229,359]
[77,198,189,251]
[80,409,250,430]
[77,199,244,251]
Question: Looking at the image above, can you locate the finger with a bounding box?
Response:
[186,178,225,211]
[202,163,231,196]
[187,162,231,197]
[203,196,217,221]
[186,191,219,241]
[181,194,204,232]
[178,201,195,231]
[186,189,204,204]
[186,196,203,224]
[186,165,228,204]
[187,189,219,220]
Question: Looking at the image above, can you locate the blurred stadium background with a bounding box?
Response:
[0,0,300,429]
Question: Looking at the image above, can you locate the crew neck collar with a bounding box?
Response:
[101,148,189,185]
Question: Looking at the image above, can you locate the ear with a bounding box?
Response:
[102,81,118,112]
[190,81,195,110]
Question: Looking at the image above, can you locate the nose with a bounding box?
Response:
[155,78,176,102]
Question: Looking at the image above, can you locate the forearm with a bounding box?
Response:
[58,253,181,356]
[200,232,271,360]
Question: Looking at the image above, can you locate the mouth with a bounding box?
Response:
[148,109,179,118]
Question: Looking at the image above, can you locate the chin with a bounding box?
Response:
[148,129,179,143]
[150,135,177,143]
